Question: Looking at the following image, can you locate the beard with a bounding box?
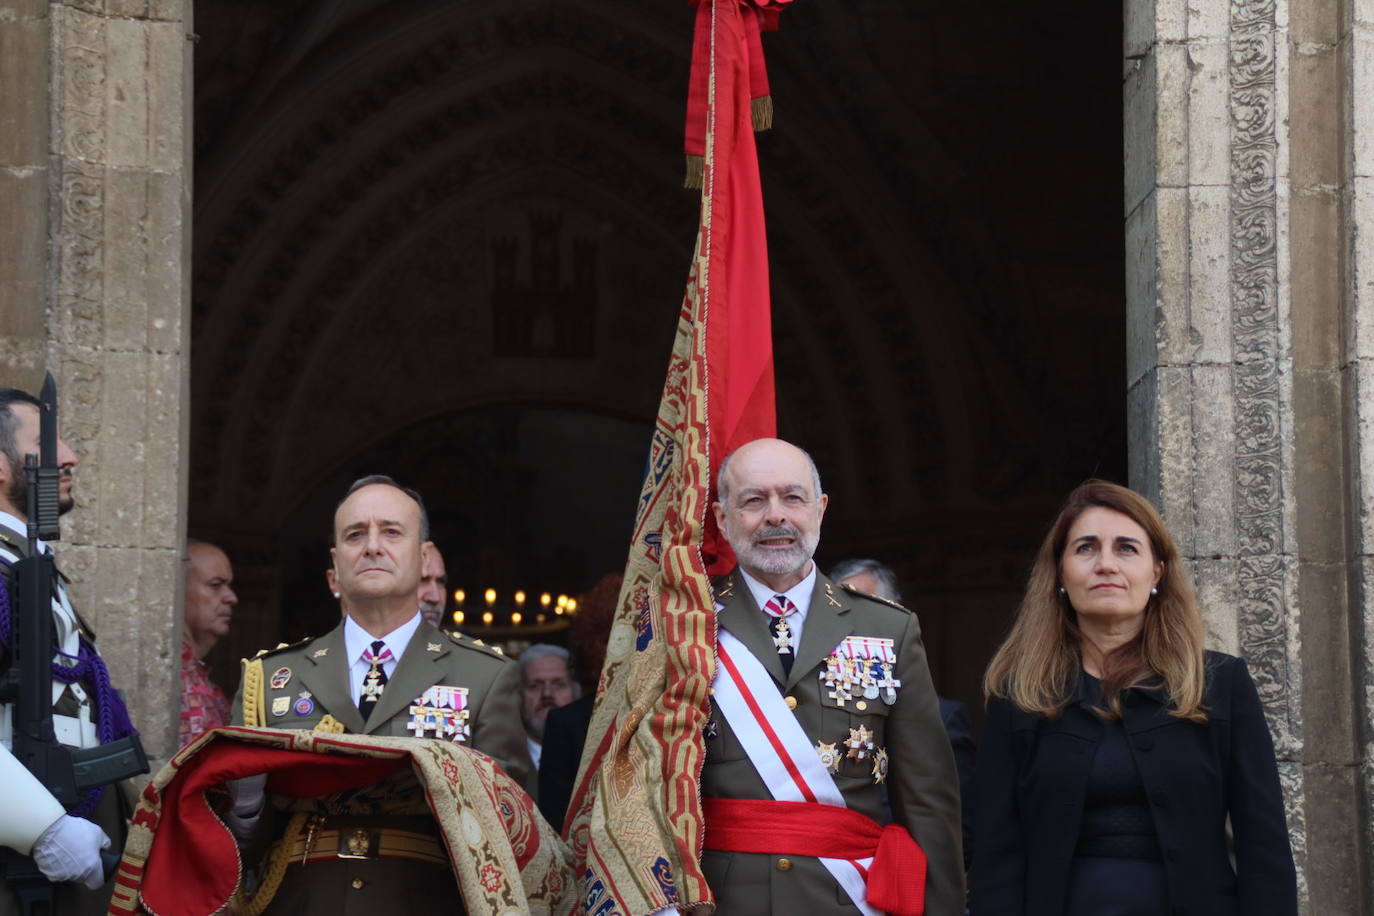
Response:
[4,459,75,516]
[727,522,819,577]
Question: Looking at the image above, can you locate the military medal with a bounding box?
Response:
[360,667,386,705]
[872,747,889,784]
[293,691,315,716]
[845,725,875,762]
[772,617,794,654]
[816,740,841,773]
[271,696,290,717]
[407,685,470,742]
[270,666,292,689]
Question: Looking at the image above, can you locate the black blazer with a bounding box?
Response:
[939,697,977,871]
[971,652,1296,916]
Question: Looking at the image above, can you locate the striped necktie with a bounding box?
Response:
[358,640,392,721]
[763,594,797,676]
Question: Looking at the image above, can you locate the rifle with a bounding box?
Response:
[0,373,148,914]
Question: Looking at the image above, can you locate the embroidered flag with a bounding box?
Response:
[563,3,788,912]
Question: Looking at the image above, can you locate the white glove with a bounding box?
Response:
[31,815,110,890]
[223,773,268,841]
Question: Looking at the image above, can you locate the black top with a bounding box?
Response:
[1074,674,1161,861]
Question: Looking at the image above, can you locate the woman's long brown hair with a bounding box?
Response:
[983,480,1207,721]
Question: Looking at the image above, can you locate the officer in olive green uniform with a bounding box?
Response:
[702,572,964,916]
[703,439,964,916]
[227,476,531,915]
[233,622,528,776]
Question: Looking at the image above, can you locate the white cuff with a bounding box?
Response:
[0,745,68,855]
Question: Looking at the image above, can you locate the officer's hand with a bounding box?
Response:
[31,814,111,889]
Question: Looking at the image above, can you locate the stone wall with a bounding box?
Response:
[0,0,192,764]
[1126,0,1371,909]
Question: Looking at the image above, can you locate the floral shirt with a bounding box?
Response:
[179,643,230,746]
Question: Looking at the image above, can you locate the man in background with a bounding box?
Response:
[831,557,976,870]
[180,540,237,745]
[416,544,449,629]
[517,644,579,774]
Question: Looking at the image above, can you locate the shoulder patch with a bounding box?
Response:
[249,634,314,660]
[838,582,912,613]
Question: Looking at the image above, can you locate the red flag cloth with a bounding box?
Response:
[697,0,783,574]
[134,735,408,916]
[685,1,791,157]
[702,797,928,916]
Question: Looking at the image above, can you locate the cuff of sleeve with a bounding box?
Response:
[0,748,68,854]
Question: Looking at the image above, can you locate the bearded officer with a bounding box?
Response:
[228,475,530,914]
[701,438,963,916]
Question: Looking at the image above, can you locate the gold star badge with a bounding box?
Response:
[816,740,841,773]
[872,747,889,784]
[312,648,328,658]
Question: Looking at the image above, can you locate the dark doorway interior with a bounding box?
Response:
[189,1,1125,716]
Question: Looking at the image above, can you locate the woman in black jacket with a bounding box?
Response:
[971,480,1296,916]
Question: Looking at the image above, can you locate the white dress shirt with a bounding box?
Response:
[343,611,422,704]
[737,561,817,650]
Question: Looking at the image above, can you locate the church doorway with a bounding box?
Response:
[188,1,1126,716]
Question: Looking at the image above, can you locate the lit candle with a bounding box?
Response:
[484,588,497,606]
[514,590,526,607]
[512,611,523,625]
[454,589,466,607]
[453,610,465,625]
[482,610,494,625]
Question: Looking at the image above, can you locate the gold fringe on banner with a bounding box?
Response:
[752,94,773,131]
[685,154,705,189]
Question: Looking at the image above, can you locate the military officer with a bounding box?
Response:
[701,438,964,916]
[0,388,141,916]
[229,475,530,914]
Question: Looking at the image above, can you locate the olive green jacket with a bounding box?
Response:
[701,571,965,916]
[232,618,531,788]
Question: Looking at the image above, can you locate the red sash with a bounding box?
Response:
[702,797,927,916]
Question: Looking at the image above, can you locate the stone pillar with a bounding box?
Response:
[1343,0,1374,907]
[0,1,193,763]
[1126,0,1371,909]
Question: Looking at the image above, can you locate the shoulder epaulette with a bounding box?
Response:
[838,582,913,613]
[248,635,314,661]
[447,631,507,657]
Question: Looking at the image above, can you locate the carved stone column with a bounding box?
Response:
[0,1,193,763]
[1126,0,1371,910]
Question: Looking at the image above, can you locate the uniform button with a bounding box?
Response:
[776,858,792,872]
[351,878,365,890]
[855,700,868,711]
[785,696,798,710]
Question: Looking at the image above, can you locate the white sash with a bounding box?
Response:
[713,628,879,916]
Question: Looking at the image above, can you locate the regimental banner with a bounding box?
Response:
[563,2,787,913]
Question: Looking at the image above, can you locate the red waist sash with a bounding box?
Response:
[702,797,927,916]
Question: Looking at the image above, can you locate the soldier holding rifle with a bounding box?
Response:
[0,379,147,915]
